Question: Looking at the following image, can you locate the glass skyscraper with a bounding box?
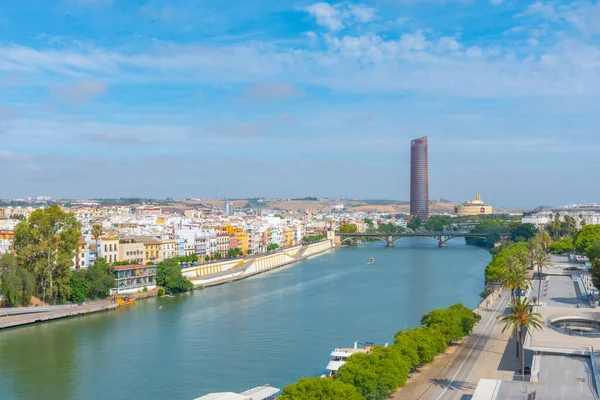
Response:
[410,136,429,220]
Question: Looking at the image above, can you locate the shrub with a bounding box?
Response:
[157,288,165,296]
[143,287,148,292]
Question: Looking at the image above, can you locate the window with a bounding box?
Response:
[104,245,107,252]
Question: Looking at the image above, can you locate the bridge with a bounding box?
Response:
[334,231,511,248]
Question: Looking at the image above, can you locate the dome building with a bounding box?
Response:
[455,193,493,217]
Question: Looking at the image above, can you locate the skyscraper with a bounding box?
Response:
[224,202,234,216]
[410,136,429,220]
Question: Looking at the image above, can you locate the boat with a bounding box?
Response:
[161,294,175,298]
[323,341,374,377]
[115,296,135,307]
[194,384,280,400]
[367,257,375,264]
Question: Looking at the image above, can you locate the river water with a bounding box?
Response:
[0,239,491,400]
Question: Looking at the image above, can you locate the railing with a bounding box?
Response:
[590,346,600,399]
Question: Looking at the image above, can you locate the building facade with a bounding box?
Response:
[110,264,157,295]
[119,239,145,264]
[410,136,429,221]
[99,237,120,264]
[455,193,493,217]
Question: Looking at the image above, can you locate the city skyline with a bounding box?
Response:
[1,1,600,207]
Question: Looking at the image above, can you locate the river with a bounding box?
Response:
[0,238,491,400]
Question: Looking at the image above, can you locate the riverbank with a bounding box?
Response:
[181,239,333,287]
[0,301,117,330]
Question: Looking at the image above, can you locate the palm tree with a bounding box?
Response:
[537,231,552,251]
[533,253,551,304]
[497,297,544,379]
[501,266,532,302]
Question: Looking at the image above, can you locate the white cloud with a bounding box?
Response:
[517,1,557,20]
[241,82,305,101]
[305,3,343,31]
[348,4,376,23]
[303,31,318,41]
[49,81,108,103]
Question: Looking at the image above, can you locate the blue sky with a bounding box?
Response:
[1,0,600,207]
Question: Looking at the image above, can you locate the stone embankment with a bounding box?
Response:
[182,240,333,287]
[0,301,117,330]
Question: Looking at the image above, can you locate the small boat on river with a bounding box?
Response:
[323,341,374,377]
[367,257,375,264]
[115,296,135,307]
[194,384,280,400]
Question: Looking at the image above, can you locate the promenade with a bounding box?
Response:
[0,301,116,330]
[393,288,517,400]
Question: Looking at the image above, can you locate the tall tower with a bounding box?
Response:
[410,136,429,220]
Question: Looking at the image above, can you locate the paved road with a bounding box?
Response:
[425,290,512,400]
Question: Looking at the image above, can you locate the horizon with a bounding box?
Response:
[1,1,599,207]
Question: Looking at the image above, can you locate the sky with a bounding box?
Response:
[1,0,600,207]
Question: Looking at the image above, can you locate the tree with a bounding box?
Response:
[13,205,82,303]
[501,266,531,302]
[590,259,600,292]
[420,303,481,344]
[364,218,374,228]
[497,297,544,378]
[574,225,600,259]
[0,253,36,306]
[157,259,193,293]
[549,237,573,254]
[510,223,538,241]
[267,244,279,251]
[69,270,88,303]
[9,214,25,221]
[335,346,411,400]
[339,223,358,233]
[407,216,422,231]
[204,255,210,262]
[586,240,600,263]
[247,249,253,255]
[86,258,115,299]
[423,216,452,232]
[533,253,550,303]
[279,377,363,400]
[536,231,552,251]
[91,224,103,246]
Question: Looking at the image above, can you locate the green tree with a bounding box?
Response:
[574,225,600,259]
[13,205,82,303]
[0,253,35,306]
[86,258,115,299]
[69,270,88,303]
[157,259,193,293]
[407,216,422,231]
[335,346,411,400]
[586,240,600,263]
[279,377,363,400]
[590,258,600,292]
[423,216,452,232]
[364,218,374,228]
[549,237,573,254]
[533,253,550,303]
[340,223,358,233]
[9,214,26,221]
[466,219,509,247]
[497,297,544,378]
[420,303,481,344]
[204,255,210,262]
[501,265,531,302]
[510,223,538,241]
[91,224,103,246]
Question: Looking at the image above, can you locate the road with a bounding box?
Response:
[425,289,512,400]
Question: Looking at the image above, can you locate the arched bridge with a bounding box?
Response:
[335,231,511,247]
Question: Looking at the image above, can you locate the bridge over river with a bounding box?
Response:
[335,231,511,247]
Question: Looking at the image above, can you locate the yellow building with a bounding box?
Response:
[161,239,178,260]
[141,237,162,264]
[455,193,493,217]
[100,237,120,264]
[219,225,249,253]
[283,229,293,247]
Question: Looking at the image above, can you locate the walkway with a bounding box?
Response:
[0,301,116,330]
[393,289,515,400]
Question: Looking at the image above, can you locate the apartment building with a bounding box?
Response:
[99,237,120,264]
[119,238,144,265]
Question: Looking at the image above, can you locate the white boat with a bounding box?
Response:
[194,384,279,400]
[367,257,375,264]
[324,341,374,377]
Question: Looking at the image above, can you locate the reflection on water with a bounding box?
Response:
[0,239,490,400]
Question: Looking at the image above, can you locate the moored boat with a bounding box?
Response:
[323,341,374,377]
